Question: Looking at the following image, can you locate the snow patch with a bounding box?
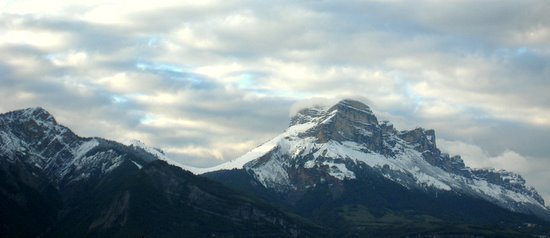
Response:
[251,152,292,189]
[412,170,452,191]
[73,139,99,160]
[467,179,544,209]
[322,161,356,180]
[132,161,143,169]
[104,155,124,173]
[304,160,316,168]
[320,109,338,124]
[0,131,26,159]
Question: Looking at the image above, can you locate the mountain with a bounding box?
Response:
[2,104,550,237]
[0,107,321,238]
[197,99,550,237]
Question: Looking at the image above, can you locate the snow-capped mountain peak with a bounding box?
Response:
[0,108,157,187]
[196,99,549,219]
[22,106,56,121]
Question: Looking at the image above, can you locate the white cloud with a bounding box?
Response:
[438,139,529,172]
[1,30,67,49]
[438,139,550,203]
[47,51,89,67]
[165,146,224,161]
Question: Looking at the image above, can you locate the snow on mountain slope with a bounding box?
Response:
[193,99,548,217]
[0,107,156,186]
[124,139,209,173]
[121,120,320,175]
[194,121,319,174]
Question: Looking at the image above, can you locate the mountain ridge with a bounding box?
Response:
[2,104,550,237]
[0,107,321,237]
[187,99,548,221]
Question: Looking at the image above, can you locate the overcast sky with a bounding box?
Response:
[1,0,549,202]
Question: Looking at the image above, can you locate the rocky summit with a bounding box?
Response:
[197,99,550,236]
[200,100,546,214]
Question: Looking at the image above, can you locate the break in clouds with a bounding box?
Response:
[1,0,550,202]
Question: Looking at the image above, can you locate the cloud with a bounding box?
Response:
[438,139,550,204]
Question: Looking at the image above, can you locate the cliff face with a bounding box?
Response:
[202,99,548,220]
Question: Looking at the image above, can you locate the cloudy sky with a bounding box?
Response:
[1,0,550,202]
